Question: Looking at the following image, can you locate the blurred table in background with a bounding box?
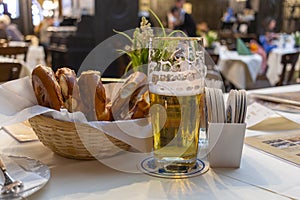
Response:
[266,47,300,86]
[8,41,46,72]
[26,46,46,71]
[0,42,46,79]
[218,48,262,89]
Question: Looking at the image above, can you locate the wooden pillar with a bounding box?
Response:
[19,0,34,35]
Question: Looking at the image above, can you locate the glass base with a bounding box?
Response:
[138,157,209,179]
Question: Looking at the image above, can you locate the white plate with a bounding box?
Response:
[0,155,50,200]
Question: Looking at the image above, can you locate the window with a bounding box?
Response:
[32,0,43,26]
[3,0,20,19]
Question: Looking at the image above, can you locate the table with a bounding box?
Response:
[266,47,300,86]
[218,49,263,89]
[0,45,46,79]
[1,85,300,199]
[9,41,46,71]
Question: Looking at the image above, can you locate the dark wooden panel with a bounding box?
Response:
[256,0,283,34]
[190,0,228,30]
[94,0,139,44]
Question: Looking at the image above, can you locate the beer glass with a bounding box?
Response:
[148,37,206,173]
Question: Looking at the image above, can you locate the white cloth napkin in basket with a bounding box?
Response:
[0,77,153,152]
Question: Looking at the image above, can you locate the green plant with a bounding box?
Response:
[293,31,300,47]
[114,9,186,74]
[205,31,218,48]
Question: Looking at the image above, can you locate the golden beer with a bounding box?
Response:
[148,37,206,174]
[150,92,205,172]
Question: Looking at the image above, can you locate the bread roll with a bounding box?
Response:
[31,65,64,111]
[55,67,82,112]
[95,78,112,121]
[111,72,148,120]
[130,91,150,119]
[78,70,111,121]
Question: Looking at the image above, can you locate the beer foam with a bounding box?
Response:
[149,71,205,96]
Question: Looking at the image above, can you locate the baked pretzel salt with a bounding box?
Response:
[31,65,64,111]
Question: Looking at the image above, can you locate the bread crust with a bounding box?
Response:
[111,72,148,120]
[56,67,82,112]
[78,70,111,121]
[95,79,112,121]
[31,65,64,111]
[130,91,150,119]
[31,67,149,121]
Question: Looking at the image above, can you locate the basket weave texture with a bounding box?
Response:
[29,115,131,160]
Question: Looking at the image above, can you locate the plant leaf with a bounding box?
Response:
[148,8,166,37]
[124,61,132,73]
[113,29,133,43]
[167,30,188,37]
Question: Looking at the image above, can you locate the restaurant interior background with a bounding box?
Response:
[2,0,300,83]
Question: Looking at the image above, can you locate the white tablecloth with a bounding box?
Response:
[218,50,262,89]
[1,85,300,199]
[266,48,300,86]
[26,46,46,71]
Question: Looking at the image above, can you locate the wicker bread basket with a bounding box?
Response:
[29,115,131,160]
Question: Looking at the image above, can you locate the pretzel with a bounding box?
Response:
[31,65,64,111]
[32,66,149,121]
[55,67,82,112]
[110,72,148,120]
[78,70,112,121]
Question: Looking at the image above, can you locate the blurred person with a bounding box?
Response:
[0,18,7,40]
[221,7,236,31]
[196,21,209,37]
[249,39,268,74]
[167,6,181,30]
[175,0,186,24]
[35,17,54,60]
[259,17,279,54]
[0,14,24,41]
[173,0,196,37]
[174,12,196,37]
[35,17,54,47]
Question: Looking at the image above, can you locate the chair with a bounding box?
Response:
[0,46,29,62]
[276,52,300,86]
[0,62,22,82]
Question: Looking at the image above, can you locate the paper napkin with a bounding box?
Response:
[237,38,252,55]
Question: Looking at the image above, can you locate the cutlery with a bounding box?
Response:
[0,156,23,194]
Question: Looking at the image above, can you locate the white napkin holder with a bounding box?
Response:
[207,123,246,168]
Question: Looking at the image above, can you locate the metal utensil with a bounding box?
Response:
[0,156,23,194]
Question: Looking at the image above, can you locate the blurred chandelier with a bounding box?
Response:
[42,0,56,10]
